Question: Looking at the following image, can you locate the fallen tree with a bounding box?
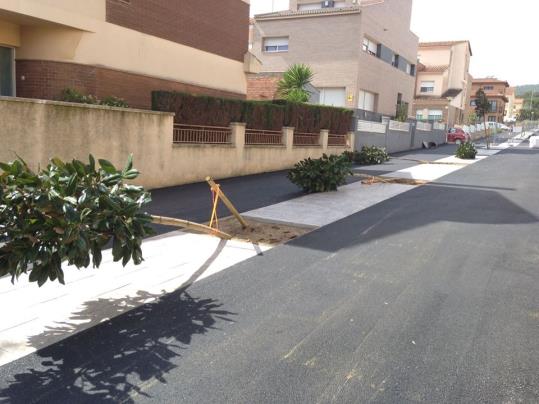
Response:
[0,155,153,286]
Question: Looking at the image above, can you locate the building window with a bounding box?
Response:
[0,46,14,97]
[470,99,477,106]
[362,37,378,56]
[263,37,289,53]
[416,111,424,120]
[489,100,497,112]
[427,109,443,121]
[420,81,435,93]
[488,116,497,122]
[392,54,400,68]
[319,87,346,107]
[358,90,377,112]
[298,1,346,10]
[483,85,494,91]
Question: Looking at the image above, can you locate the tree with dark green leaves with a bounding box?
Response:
[0,155,153,286]
[474,88,491,149]
[277,64,314,103]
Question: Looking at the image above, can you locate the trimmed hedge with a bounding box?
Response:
[152,91,353,135]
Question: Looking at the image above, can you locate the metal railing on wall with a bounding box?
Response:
[293,132,321,146]
[389,120,410,132]
[245,128,283,145]
[328,134,347,146]
[357,120,386,134]
[173,124,231,144]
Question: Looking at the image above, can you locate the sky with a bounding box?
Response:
[249,0,538,86]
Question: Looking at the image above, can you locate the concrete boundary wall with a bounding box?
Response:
[0,97,352,189]
[355,124,447,154]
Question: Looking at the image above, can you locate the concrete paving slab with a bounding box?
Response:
[244,181,415,228]
[0,231,270,367]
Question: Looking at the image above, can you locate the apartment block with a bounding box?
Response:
[0,0,250,109]
[466,78,510,124]
[248,0,418,118]
[412,41,472,127]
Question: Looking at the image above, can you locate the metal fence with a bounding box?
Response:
[353,108,383,123]
[294,132,321,146]
[357,120,386,134]
[389,120,410,132]
[245,128,283,145]
[173,124,231,144]
[328,134,347,146]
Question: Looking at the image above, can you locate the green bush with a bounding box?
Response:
[287,154,352,193]
[455,142,477,159]
[100,96,130,108]
[60,88,129,108]
[151,91,354,135]
[0,155,153,286]
[343,146,389,165]
[60,88,99,105]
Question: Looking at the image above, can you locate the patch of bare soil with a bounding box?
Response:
[213,217,312,245]
[357,174,429,186]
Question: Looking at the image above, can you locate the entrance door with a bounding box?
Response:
[0,46,14,96]
[319,87,346,107]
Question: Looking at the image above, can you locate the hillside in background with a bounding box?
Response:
[515,84,539,97]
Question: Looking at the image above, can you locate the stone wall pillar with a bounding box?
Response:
[320,129,329,150]
[283,127,294,151]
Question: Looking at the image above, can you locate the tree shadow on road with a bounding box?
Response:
[0,289,235,403]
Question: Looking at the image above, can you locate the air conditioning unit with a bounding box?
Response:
[322,0,335,8]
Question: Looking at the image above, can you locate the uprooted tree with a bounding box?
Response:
[0,155,154,286]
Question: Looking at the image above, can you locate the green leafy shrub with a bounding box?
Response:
[60,88,129,108]
[0,155,153,286]
[151,91,354,135]
[288,154,352,193]
[344,146,389,165]
[455,142,477,159]
[100,96,130,108]
[60,88,99,105]
[355,146,390,165]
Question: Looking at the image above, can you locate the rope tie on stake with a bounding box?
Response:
[209,185,220,230]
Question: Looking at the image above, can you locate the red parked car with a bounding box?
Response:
[447,128,471,144]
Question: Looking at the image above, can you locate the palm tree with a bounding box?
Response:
[277,64,314,103]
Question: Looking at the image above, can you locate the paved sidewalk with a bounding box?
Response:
[245,141,517,227]
[0,232,270,366]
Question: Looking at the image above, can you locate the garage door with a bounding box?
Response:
[319,87,346,107]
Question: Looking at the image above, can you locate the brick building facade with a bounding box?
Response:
[466,78,509,124]
[0,0,250,109]
[249,0,418,117]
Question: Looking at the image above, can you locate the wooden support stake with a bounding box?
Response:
[151,215,232,240]
[205,176,248,229]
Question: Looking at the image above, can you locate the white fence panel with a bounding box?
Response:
[389,120,410,132]
[433,122,446,131]
[416,121,432,131]
[357,120,386,134]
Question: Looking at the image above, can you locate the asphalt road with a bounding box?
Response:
[1,144,538,403]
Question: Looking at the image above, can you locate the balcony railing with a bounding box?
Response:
[293,132,320,146]
[245,128,283,145]
[173,124,231,144]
